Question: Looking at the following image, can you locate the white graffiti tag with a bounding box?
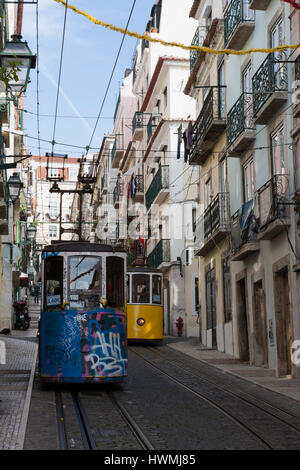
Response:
[85,331,127,376]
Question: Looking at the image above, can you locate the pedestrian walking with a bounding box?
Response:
[33,284,40,304]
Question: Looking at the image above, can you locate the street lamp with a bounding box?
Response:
[7,172,23,203]
[0,34,36,93]
[26,223,37,242]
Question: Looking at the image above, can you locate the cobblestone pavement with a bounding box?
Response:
[0,337,38,450]
[0,296,39,450]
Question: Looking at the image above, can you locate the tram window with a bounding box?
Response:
[132,274,150,304]
[69,256,102,309]
[126,275,130,304]
[44,256,63,310]
[106,256,124,308]
[152,275,162,304]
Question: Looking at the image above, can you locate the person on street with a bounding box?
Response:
[33,284,40,304]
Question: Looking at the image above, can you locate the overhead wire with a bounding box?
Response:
[86,0,137,153]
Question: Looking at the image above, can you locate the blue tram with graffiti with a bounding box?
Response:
[39,242,127,383]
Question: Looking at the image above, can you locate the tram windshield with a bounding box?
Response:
[69,256,102,309]
[152,275,162,304]
[44,256,63,310]
[132,274,150,304]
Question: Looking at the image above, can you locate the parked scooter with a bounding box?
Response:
[14,301,31,330]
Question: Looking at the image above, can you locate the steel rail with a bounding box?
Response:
[107,389,154,450]
[148,345,300,434]
[130,347,273,450]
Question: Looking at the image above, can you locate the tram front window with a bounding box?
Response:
[69,256,102,309]
[44,256,63,310]
[152,275,162,304]
[132,274,150,304]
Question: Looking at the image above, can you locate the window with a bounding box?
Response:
[69,256,102,309]
[242,62,253,127]
[243,159,254,202]
[271,17,284,89]
[49,168,59,178]
[152,275,162,304]
[49,225,57,239]
[270,124,285,176]
[219,158,227,194]
[163,86,168,110]
[49,199,58,218]
[69,167,78,179]
[223,257,232,323]
[204,179,212,209]
[218,61,226,119]
[132,274,150,304]
[44,256,63,310]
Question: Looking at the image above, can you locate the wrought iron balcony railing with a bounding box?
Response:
[227,92,254,148]
[135,174,144,193]
[132,112,151,135]
[204,193,229,239]
[190,87,226,162]
[231,199,259,258]
[190,25,207,71]
[224,0,255,47]
[147,239,170,269]
[145,165,169,211]
[194,193,229,255]
[257,174,289,228]
[147,113,162,143]
[252,52,288,117]
[111,134,124,164]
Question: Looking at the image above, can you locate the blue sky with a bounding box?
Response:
[22,0,155,157]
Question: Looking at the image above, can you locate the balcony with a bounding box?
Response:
[257,174,290,240]
[147,113,162,143]
[227,92,256,153]
[147,239,170,269]
[145,165,169,211]
[111,134,124,169]
[132,112,151,141]
[128,240,145,266]
[101,172,108,194]
[252,53,288,124]
[231,199,260,261]
[189,87,227,165]
[249,0,271,9]
[190,25,207,72]
[195,193,230,257]
[224,0,255,50]
[294,55,300,118]
[133,174,144,203]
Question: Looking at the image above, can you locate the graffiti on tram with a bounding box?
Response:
[41,310,127,380]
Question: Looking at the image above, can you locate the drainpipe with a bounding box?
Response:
[17,0,24,35]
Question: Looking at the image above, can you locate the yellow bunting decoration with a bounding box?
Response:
[54,0,300,56]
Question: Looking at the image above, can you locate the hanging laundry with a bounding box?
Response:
[183,121,193,163]
[130,175,136,198]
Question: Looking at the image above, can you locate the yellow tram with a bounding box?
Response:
[126,266,163,342]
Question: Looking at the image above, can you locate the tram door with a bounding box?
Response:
[106,256,125,308]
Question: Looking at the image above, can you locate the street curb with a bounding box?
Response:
[166,342,300,404]
[15,342,38,450]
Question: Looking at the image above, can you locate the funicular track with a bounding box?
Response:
[129,344,300,450]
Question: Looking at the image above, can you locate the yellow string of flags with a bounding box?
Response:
[54,0,300,56]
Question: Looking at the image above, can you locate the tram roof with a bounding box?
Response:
[127,265,162,274]
[42,242,126,253]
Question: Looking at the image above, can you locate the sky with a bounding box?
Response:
[21,0,155,158]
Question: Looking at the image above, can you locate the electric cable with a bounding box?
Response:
[86,0,137,153]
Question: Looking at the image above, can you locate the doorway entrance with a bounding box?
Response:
[253,281,268,367]
[236,278,249,362]
[274,267,292,376]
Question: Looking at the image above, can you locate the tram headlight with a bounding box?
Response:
[137,317,145,327]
